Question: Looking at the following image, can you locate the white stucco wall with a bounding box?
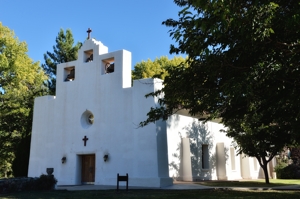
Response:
[166,114,245,181]
[28,38,263,187]
[28,39,172,187]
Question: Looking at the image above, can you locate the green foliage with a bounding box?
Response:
[291,147,300,166]
[0,175,57,193]
[140,0,300,183]
[0,22,47,178]
[37,174,57,190]
[11,135,31,177]
[42,29,82,95]
[132,56,187,80]
[274,161,288,173]
[275,164,300,179]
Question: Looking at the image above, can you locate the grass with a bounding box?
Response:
[195,179,300,187]
[1,189,300,199]
[1,180,299,199]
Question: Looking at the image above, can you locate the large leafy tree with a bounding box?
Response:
[42,29,82,95]
[0,22,47,177]
[132,56,186,80]
[140,0,300,183]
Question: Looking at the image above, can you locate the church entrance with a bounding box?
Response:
[81,154,95,184]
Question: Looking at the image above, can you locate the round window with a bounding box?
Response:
[81,110,94,129]
[88,114,94,124]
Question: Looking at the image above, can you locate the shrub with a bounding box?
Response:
[37,174,57,190]
[275,163,300,179]
[274,161,287,172]
[0,174,57,193]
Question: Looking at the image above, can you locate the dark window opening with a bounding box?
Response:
[105,63,114,73]
[64,67,75,82]
[202,144,209,169]
[84,49,93,63]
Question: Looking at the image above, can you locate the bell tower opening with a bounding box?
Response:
[102,57,115,74]
[64,66,75,81]
[84,49,93,62]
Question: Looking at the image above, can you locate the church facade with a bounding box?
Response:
[28,37,274,187]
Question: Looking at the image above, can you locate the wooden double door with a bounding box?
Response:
[81,154,95,184]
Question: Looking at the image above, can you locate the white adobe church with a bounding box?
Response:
[28,33,276,187]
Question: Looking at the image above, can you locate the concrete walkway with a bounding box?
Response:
[56,182,212,191]
[56,181,300,191]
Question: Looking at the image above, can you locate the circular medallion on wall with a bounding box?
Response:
[81,110,94,129]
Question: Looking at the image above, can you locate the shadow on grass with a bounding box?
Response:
[1,189,300,199]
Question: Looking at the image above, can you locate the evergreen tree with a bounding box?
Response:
[42,29,82,95]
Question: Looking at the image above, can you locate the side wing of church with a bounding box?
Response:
[28,37,275,187]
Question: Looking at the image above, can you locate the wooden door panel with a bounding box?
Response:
[81,155,95,183]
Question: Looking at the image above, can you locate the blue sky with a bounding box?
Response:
[0,0,183,68]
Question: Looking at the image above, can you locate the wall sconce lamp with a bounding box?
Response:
[103,154,109,162]
[61,157,66,164]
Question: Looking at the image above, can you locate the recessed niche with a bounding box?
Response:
[202,144,209,169]
[102,57,115,74]
[84,49,93,62]
[81,110,94,129]
[64,66,75,82]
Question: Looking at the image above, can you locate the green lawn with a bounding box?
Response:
[1,180,299,199]
[1,189,300,199]
[195,179,300,187]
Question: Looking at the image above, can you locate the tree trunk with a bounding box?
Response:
[256,156,270,184]
[261,163,269,184]
[261,156,270,184]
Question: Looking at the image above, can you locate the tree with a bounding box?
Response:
[42,29,82,95]
[140,0,300,183]
[0,22,48,177]
[132,56,187,80]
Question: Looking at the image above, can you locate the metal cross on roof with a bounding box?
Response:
[87,28,92,39]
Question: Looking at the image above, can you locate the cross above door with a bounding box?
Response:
[82,136,88,146]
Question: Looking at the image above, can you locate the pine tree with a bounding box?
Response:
[42,29,82,95]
